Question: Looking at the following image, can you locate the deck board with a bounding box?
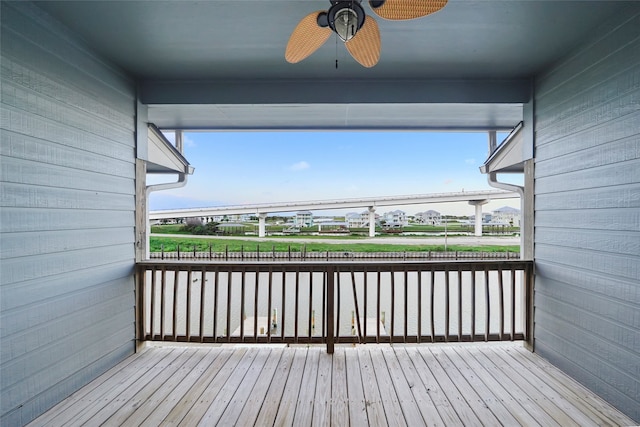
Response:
[469,345,563,426]
[149,347,236,426]
[417,347,483,426]
[118,348,213,426]
[253,346,294,426]
[104,348,197,425]
[370,346,406,426]
[293,347,321,426]
[272,347,307,426]
[393,347,444,426]
[404,346,463,426]
[357,348,389,426]
[232,348,283,426]
[345,347,369,426]
[196,347,262,425]
[330,348,350,426]
[175,347,247,426]
[29,343,637,427]
[505,345,633,426]
[216,348,272,426]
[430,346,506,425]
[311,351,333,426]
[448,346,542,427]
[382,346,427,426]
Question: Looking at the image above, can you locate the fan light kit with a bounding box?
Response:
[285,0,448,68]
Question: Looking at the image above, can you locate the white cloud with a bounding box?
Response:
[465,158,476,165]
[184,135,196,148]
[289,161,310,171]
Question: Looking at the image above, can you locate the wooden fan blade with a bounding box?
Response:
[285,11,332,63]
[345,16,381,68]
[369,0,447,21]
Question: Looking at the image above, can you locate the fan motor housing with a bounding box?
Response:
[326,1,366,41]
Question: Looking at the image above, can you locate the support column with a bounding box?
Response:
[368,207,376,237]
[258,213,267,237]
[468,200,488,237]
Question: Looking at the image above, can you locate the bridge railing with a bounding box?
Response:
[136,260,533,353]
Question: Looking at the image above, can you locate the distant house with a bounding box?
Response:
[415,210,442,225]
[383,210,408,226]
[469,213,493,224]
[345,212,362,228]
[492,206,521,226]
[295,211,313,227]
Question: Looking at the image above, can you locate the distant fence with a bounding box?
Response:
[149,248,519,261]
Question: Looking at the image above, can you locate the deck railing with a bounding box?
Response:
[136,260,533,353]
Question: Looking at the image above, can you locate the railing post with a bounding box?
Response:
[326,265,335,354]
[524,262,535,351]
[135,265,146,352]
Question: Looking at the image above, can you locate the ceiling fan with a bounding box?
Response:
[285,0,448,68]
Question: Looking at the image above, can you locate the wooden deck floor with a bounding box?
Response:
[29,343,634,426]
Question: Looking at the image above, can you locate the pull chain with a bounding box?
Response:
[335,34,339,69]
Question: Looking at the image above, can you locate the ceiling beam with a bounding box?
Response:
[139,78,532,105]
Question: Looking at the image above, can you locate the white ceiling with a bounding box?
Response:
[35,0,632,130]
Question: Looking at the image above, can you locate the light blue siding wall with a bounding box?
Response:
[0,2,137,424]
[533,4,640,422]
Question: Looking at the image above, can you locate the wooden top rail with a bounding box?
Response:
[137,259,533,272]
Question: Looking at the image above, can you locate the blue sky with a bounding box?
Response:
[150,131,520,216]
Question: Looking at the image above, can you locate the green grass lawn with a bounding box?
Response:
[150,236,519,253]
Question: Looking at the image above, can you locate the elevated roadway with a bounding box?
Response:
[150,189,519,237]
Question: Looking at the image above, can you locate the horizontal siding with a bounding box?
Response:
[1,181,133,210]
[1,107,135,166]
[534,336,640,421]
[536,61,640,133]
[535,112,640,159]
[536,158,640,193]
[535,208,640,232]
[1,53,133,129]
[533,3,640,422]
[1,275,134,339]
[2,342,134,427]
[1,74,133,142]
[535,182,640,210]
[1,296,134,392]
[536,244,638,282]
[536,285,639,354]
[535,13,640,100]
[1,243,134,286]
[1,325,134,424]
[0,2,137,424]
[0,207,133,233]
[536,85,639,146]
[536,39,640,131]
[535,261,640,305]
[535,228,640,256]
[0,227,134,259]
[1,156,134,194]
[1,261,135,313]
[1,2,133,107]
[1,129,134,179]
[536,137,640,180]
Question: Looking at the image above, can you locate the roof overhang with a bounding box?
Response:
[146,124,194,174]
[480,122,525,174]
